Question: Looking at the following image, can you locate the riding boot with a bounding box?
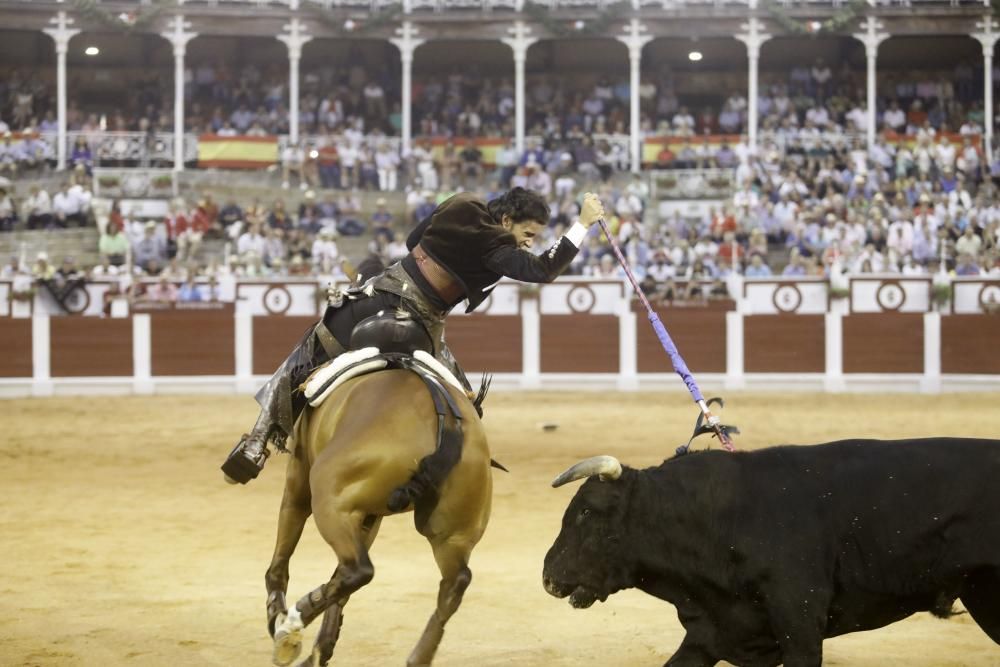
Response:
[222,321,343,484]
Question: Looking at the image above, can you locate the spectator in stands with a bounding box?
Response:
[955,252,982,276]
[782,249,807,276]
[370,198,394,244]
[0,185,17,232]
[52,181,84,228]
[0,133,22,177]
[99,223,129,267]
[336,189,365,236]
[237,221,267,259]
[32,252,54,280]
[218,198,244,232]
[146,275,179,303]
[282,140,309,191]
[744,253,773,277]
[460,139,484,189]
[69,137,93,173]
[374,141,399,192]
[311,228,339,273]
[133,222,167,274]
[178,276,205,303]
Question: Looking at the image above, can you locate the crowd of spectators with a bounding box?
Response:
[3,124,999,311]
[2,54,1000,309]
[1,55,995,186]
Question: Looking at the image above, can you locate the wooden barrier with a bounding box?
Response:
[540,315,619,373]
[252,316,317,376]
[842,313,924,374]
[0,319,32,377]
[446,315,522,373]
[151,308,236,376]
[744,315,825,373]
[940,314,1000,375]
[636,304,730,374]
[50,318,133,377]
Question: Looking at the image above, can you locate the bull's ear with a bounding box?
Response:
[552,456,623,488]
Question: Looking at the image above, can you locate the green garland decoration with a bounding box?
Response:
[521,0,631,38]
[762,0,867,36]
[304,2,403,38]
[70,0,169,32]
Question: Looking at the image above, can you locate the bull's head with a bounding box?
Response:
[543,456,634,609]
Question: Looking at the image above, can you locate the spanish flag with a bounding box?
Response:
[198,134,278,169]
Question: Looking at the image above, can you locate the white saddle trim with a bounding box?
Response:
[304,347,385,407]
[413,350,467,396]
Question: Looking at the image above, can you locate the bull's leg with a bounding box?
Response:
[266,446,312,638]
[664,633,717,667]
[767,604,825,667]
[272,509,375,667]
[296,517,383,667]
[961,569,1000,645]
[406,539,476,667]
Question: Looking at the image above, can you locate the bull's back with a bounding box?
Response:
[734,438,1000,593]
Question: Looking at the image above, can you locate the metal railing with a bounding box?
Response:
[42,131,199,169]
[2,0,990,6]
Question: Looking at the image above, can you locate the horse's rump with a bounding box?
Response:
[293,369,489,519]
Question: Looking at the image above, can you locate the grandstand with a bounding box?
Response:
[0,0,998,395]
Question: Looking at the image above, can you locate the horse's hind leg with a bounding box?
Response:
[266,446,312,638]
[406,538,476,667]
[272,508,376,667]
[961,568,1000,644]
[296,517,382,667]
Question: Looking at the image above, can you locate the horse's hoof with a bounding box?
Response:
[272,610,304,667]
[223,473,238,485]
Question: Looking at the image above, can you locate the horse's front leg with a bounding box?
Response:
[265,445,312,638]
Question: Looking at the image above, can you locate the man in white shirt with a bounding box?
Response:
[52,181,83,228]
[23,184,52,230]
[881,100,905,133]
[310,228,340,273]
[237,222,267,259]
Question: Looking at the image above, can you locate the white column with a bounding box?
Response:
[132,313,153,395]
[278,18,313,145]
[43,12,80,172]
[617,302,638,390]
[921,312,941,394]
[391,21,425,156]
[520,294,541,389]
[973,16,1000,167]
[824,311,845,392]
[32,315,53,397]
[852,17,889,150]
[162,16,197,172]
[735,18,771,154]
[235,311,254,393]
[502,21,538,155]
[725,311,745,390]
[617,19,653,173]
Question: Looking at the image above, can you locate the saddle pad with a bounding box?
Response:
[304,347,385,407]
[412,351,467,396]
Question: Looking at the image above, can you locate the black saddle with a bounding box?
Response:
[349,309,433,356]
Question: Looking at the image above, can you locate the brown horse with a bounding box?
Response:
[263,366,493,667]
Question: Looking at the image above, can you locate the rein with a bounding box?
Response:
[597,218,735,452]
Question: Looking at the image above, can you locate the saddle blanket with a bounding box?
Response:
[303,348,466,408]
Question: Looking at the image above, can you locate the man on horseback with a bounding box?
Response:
[222,187,605,484]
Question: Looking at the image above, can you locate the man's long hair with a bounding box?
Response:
[486,187,550,225]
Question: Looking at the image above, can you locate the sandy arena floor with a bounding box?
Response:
[2,390,1000,667]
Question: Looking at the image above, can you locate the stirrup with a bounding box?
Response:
[221,432,271,485]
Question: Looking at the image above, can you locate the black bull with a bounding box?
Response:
[542,438,1000,667]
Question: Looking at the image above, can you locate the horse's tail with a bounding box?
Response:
[386,371,466,523]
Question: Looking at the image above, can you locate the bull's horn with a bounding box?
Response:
[551,456,622,488]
